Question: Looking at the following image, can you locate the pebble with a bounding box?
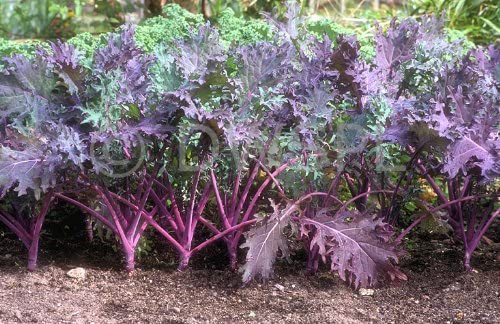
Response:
[172,307,181,314]
[66,267,86,280]
[455,311,464,320]
[249,311,256,317]
[274,284,285,292]
[358,288,375,296]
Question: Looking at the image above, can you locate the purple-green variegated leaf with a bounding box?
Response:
[374,18,419,82]
[93,25,154,109]
[0,146,59,199]
[0,55,54,121]
[301,211,406,289]
[50,124,89,166]
[240,201,294,283]
[262,0,304,41]
[443,136,499,180]
[41,41,84,95]
[175,24,226,85]
[237,41,294,96]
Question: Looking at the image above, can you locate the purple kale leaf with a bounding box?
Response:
[301,211,406,288]
[0,145,59,198]
[436,48,498,179]
[373,18,419,86]
[0,122,89,198]
[49,123,89,166]
[262,0,304,41]
[92,25,154,109]
[94,25,143,72]
[175,23,226,85]
[0,55,54,123]
[40,41,84,95]
[328,35,376,111]
[240,201,293,282]
[442,136,498,178]
[236,41,294,96]
[384,30,499,180]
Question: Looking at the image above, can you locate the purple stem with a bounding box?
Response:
[414,160,449,208]
[27,193,54,271]
[0,210,32,247]
[183,167,203,250]
[233,136,275,224]
[149,176,185,233]
[395,213,431,244]
[141,213,187,254]
[190,183,212,233]
[55,193,117,231]
[190,219,257,255]
[149,190,180,236]
[211,169,231,230]
[395,195,498,244]
[232,157,303,247]
[127,178,154,241]
[229,170,241,222]
[464,208,499,271]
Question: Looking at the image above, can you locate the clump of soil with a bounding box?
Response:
[0,229,498,323]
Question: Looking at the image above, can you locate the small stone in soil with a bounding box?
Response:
[274,284,285,292]
[66,268,86,280]
[249,311,256,317]
[172,307,181,314]
[14,310,22,320]
[358,288,375,296]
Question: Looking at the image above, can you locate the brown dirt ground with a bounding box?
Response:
[0,231,499,323]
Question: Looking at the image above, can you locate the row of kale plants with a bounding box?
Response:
[0,4,498,289]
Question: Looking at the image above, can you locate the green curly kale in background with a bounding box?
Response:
[135,4,204,52]
[1,3,477,72]
[216,8,272,46]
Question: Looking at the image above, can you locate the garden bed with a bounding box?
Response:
[0,234,498,323]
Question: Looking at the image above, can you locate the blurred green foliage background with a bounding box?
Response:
[0,0,497,43]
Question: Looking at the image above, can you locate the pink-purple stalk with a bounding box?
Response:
[0,192,54,270]
[56,177,157,271]
[409,159,499,270]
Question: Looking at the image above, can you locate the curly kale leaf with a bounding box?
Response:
[0,121,89,197]
[240,201,293,283]
[301,211,406,288]
[0,55,53,121]
[175,24,226,85]
[237,41,294,96]
[135,4,204,52]
[93,25,154,110]
[216,8,272,46]
[41,41,85,95]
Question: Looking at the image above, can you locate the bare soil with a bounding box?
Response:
[0,230,499,323]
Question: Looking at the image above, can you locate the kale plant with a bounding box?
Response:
[0,42,89,269]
